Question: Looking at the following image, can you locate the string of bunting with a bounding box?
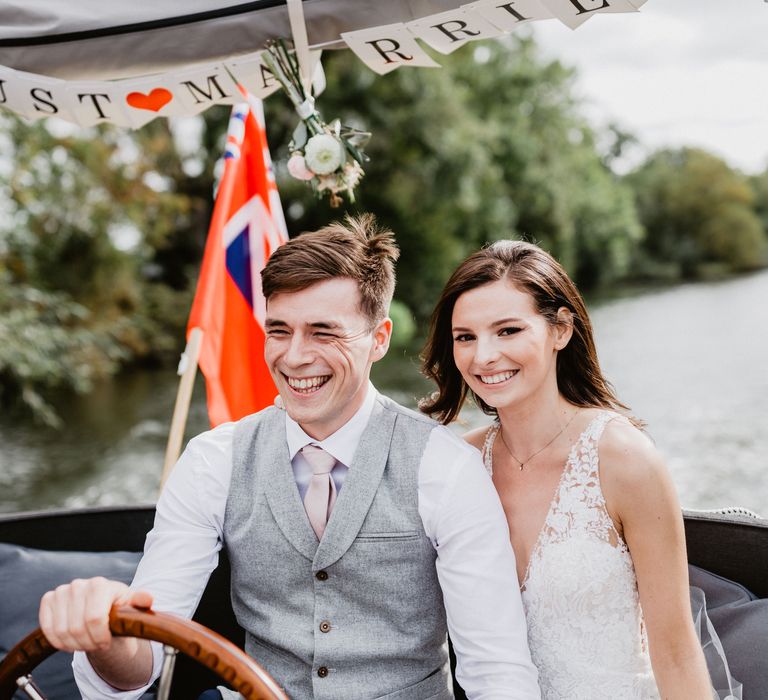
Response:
[0,0,645,204]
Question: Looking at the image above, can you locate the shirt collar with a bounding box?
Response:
[285,382,377,467]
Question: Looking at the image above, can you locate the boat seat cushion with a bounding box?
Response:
[690,564,768,698]
[0,542,145,699]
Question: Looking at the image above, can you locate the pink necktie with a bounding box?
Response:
[301,445,337,540]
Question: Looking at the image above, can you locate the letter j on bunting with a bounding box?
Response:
[187,95,288,427]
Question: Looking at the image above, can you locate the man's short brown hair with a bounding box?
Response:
[261,214,399,324]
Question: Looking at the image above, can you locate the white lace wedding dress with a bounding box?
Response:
[483,411,660,699]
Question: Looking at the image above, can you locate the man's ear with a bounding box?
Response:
[371,317,393,362]
[553,307,574,350]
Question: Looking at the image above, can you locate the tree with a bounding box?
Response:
[0,36,652,419]
[0,113,206,419]
[263,37,643,320]
[626,148,767,277]
[749,169,768,238]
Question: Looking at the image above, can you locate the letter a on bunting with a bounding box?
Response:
[187,94,288,426]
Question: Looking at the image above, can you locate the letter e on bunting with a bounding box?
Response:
[540,0,639,29]
[341,23,440,75]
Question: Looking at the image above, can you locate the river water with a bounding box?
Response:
[1,271,767,515]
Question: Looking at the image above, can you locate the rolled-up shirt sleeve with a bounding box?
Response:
[419,426,540,700]
[73,423,234,699]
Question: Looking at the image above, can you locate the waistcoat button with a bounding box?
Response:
[319,620,331,633]
[317,666,329,678]
[315,570,328,581]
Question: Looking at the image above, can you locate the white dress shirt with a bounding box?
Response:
[74,385,539,699]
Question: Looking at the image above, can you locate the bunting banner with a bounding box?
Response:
[187,95,288,427]
[0,0,646,128]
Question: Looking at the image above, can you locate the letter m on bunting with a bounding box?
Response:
[188,96,288,427]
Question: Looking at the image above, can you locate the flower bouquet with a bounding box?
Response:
[262,39,370,207]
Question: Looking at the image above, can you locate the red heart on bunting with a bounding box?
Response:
[126,88,173,112]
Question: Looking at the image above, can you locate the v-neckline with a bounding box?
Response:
[489,412,606,591]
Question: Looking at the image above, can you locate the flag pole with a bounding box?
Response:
[160,327,204,491]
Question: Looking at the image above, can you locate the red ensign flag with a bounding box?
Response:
[187,97,288,427]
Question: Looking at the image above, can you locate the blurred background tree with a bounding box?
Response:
[750,168,768,238]
[1,36,766,422]
[265,37,642,319]
[0,115,205,421]
[626,147,767,279]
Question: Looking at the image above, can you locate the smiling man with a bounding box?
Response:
[40,215,540,700]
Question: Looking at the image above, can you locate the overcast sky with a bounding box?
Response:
[529,0,768,174]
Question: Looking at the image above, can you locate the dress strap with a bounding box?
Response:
[481,421,499,477]
[580,409,622,448]
[559,409,621,487]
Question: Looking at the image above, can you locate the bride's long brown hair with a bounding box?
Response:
[420,240,635,425]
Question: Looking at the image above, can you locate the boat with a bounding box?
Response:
[1,504,765,699]
[0,2,765,698]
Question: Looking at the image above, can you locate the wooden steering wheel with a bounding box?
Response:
[0,605,288,700]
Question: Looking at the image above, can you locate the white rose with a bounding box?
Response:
[287,153,314,181]
[303,134,343,175]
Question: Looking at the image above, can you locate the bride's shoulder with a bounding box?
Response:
[598,414,670,496]
[462,423,496,451]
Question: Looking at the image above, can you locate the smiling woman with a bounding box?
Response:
[421,239,721,699]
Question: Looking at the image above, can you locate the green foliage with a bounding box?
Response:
[626,148,767,277]
[265,38,642,316]
[1,38,765,423]
[749,169,768,237]
[0,113,212,421]
[0,271,126,425]
[388,299,417,349]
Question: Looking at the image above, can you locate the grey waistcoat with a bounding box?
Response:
[222,395,454,700]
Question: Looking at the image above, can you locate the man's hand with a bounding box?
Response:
[39,577,153,652]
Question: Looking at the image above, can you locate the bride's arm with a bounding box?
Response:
[599,421,712,700]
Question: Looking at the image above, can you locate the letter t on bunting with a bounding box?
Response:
[187,95,288,427]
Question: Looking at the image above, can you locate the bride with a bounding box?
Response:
[420,240,713,698]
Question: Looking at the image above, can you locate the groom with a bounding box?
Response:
[40,214,539,699]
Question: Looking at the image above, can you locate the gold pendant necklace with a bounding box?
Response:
[498,410,578,471]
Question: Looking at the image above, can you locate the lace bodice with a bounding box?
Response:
[483,411,660,699]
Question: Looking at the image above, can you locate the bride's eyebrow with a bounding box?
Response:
[492,317,524,326]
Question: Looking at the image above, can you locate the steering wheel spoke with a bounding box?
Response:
[16,675,45,700]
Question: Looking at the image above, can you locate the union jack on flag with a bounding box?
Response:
[187,95,288,427]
